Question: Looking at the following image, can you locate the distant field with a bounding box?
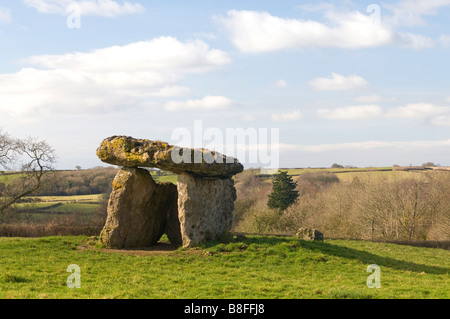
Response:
[254,167,445,184]
[334,170,429,183]
[18,202,99,214]
[252,167,395,183]
[279,167,393,176]
[0,173,24,185]
[28,194,103,203]
[13,194,102,224]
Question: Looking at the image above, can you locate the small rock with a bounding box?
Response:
[296,228,324,241]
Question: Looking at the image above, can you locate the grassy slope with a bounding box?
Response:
[0,235,448,299]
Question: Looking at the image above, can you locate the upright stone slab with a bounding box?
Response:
[100,167,180,248]
[177,173,236,247]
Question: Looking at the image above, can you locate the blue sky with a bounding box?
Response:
[0,0,450,169]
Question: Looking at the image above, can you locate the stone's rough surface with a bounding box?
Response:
[96,136,243,178]
[177,172,236,247]
[296,228,324,241]
[100,167,180,248]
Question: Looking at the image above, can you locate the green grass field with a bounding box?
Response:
[29,195,103,203]
[12,195,102,225]
[0,235,448,299]
[17,195,102,214]
[257,167,434,184]
[334,170,426,183]
[280,167,393,176]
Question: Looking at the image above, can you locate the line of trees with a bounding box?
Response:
[233,169,450,241]
[36,167,118,196]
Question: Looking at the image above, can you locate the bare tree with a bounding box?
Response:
[0,130,18,171]
[0,130,57,213]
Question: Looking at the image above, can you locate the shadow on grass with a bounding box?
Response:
[242,236,449,275]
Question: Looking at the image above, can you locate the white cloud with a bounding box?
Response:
[354,94,383,104]
[309,73,369,91]
[22,38,231,72]
[241,113,256,122]
[395,32,435,49]
[0,7,12,23]
[271,110,303,122]
[193,32,217,40]
[23,0,145,17]
[314,102,450,121]
[217,9,395,53]
[385,103,450,118]
[164,96,237,112]
[384,0,450,27]
[317,105,384,120]
[0,37,231,116]
[296,3,335,12]
[429,114,450,127]
[217,8,436,53]
[439,34,450,47]
[286,139,450,153]
[273,79,287,88]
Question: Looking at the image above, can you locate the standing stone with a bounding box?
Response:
[100,167,179,248]
[177,172,236,247]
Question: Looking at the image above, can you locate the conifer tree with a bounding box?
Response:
[267,171,299,212]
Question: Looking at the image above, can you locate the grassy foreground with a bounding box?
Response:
[0,235,448,299]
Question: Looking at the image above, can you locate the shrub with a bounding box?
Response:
[296,171,340,190]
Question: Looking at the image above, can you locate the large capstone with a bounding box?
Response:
[100,167,180,248]
[96,136,243,178]
[177,172,236,247]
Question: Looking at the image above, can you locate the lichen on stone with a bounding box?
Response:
[96,136,243,178]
